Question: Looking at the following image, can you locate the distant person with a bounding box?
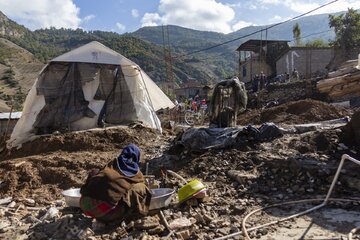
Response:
[200,98,208,113]
[259,72,266,90]
[252,74,259,93]
[194,94,200,109]
[292,68,299,81]
[191,99,198,112]
[285,72,290,82]
[80,144,152,228]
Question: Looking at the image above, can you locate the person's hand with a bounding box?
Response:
[85,168,100,183]
[89,168,100,177]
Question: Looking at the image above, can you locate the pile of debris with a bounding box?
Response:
[0,126,168,200]
[238,99,352,125]
[317,59,360,100]
[0,100,360,239]
[246,79,318,109]
[1,125,160,161]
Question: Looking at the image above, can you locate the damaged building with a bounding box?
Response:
[237,39,335,81]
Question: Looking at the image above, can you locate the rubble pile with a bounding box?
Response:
[238,99,352,125]
[1,125,159,161]
[247,80,317,108]
[148,127,360,239]
[0,100,359,239]
[176,130,358,197]
[0,126,169,201]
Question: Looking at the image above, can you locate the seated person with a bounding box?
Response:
[80,144,152,226]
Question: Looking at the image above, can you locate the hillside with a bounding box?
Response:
[133,13,338,49]
[0,11,217,111]
[132,25,237,79]
[32,29,212,84]
[0,11,214,82]
[0,38,44,111]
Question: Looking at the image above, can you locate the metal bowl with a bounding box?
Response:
[61,188,81,207]
[61,187,175,210]
[149,188,175,210]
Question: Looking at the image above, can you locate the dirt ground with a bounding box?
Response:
[0,100,359,240]
[0,125,168,200]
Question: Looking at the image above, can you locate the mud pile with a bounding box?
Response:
[239,99,352,125]
[0,126,165,203]
[247,80,318,109]
[1,125,158,160]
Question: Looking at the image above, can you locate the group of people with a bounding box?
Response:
[275,68,300,83]
[253,68,301,92]
[252,71,267,93]
[175,94,207,113]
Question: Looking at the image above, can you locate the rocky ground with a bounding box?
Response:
[0,100,359,240]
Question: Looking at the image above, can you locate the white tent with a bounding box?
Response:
[8,41,174,148]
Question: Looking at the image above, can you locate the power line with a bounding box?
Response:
[174,0,339,59]
[183,51,230,61]
[183,29,334,62]
[290,29,334,42]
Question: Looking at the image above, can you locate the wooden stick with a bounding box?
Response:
[160,210,174,239]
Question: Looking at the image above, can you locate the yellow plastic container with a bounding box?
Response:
[178,179,206,204]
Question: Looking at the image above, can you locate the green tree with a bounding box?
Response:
[329,8,360,54]
[292,23,301,46]
[305,39,329,47]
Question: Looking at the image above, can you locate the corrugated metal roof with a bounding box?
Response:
[0,112,22,120]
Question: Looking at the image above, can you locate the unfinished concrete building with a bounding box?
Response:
[237,40,290,82]
[276,47,334,79]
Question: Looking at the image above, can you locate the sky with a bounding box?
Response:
[0,0,359,34]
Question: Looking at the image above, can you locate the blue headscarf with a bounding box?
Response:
[116,144,140,177]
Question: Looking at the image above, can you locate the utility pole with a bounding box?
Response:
[162,25,174,91]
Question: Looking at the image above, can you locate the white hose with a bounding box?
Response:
[166,170,188,186]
